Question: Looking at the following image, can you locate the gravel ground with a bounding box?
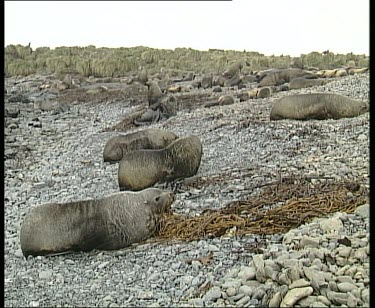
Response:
[4,72,369,307]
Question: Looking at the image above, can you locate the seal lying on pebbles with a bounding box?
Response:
[103,128,178,163]
[270,93,369,121]
[204,95,234,108]
[20,188,175,257]
[118,135,203,191]
[258,68,317,87]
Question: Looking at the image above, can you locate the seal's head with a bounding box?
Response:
[142,188,176,214]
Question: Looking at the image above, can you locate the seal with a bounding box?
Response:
[270,93,369,121]
[348,67,368,75]
[146,80,164,106]
[137,68,148,85]
[223,61,243,78]
[103,128,179,163]
[20,188,176,257]
[204,95,234,108]
[223,70,241,87]
[118,135,203,191]
[256,87,272,98]
[258,68,317,87]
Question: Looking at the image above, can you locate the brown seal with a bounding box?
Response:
[20,188,176,257]
[258,68,317,87]
[270,93,369,121]
[146,80,164,105]
[103,128,178,163]
[223,61,243,78]
[204,95,235,108]
[118,135,203,191]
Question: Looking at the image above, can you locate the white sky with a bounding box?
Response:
[5,0,369,57]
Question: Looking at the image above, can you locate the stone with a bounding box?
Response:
[38,270,53,280]
[204,287,222,302]
[354,203,369,218]
[264,266,278,281]
[337,282,357,293]
[319,218,344,233]
[328,281,338,292]
[347,292,359,307]
[317,295,331,306]
[242,280,261,288]
[238,267,256,281]
[310,302,327,307]
[252,255,264,269]
[222,278,241,289]
[299,236,319,248]
[236,295,250,306]
[268,292,282,307]
[255,267,267,283]
[226,287,237,297]
[327,291,348,305]
[280,287,313,307]
[296,295,318,307]
[337,246,352,258]
[289,278,310,289]
[336,276,354,284]
[252,288,266,300]
[238,285,253,296]
[361,288,369,303]
[278,272,292,285]
[188,298,204,307]
[286,267,300,282]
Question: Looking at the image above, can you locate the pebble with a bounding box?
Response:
[280,287,313,307]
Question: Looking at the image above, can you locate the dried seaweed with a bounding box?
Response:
[153,178,368,243]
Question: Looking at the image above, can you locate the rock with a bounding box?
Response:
[280,287,313,307]
[252,287,265,300]
[361,288,369,303]
[222,278,241,289]
[238,285,253,296]
[237,267,256,281]
[299,236,320,248]
[354,203,369,218]
[229,293,245,303]
[268,292,282,307]
[327,291,348,305]
[337,246,352,258]
[236,295,250,306]
[264,266,278,281]
[226,287,237,297]
[347,292,359,307]
[187,298,204,307]
[242,280,261,288]
[203,287,222,302]
[289,278,310,289]
[38,270,53,280]
[296,295,318,307]
[208,244,219,252]
[337,282,357,293]
[319,217,344,233]
[317,295,331,306]
[310,302,327,307]
[277,272,292,286]
[336,276,355,284]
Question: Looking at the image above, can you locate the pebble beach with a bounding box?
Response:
[4,72,369,307]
